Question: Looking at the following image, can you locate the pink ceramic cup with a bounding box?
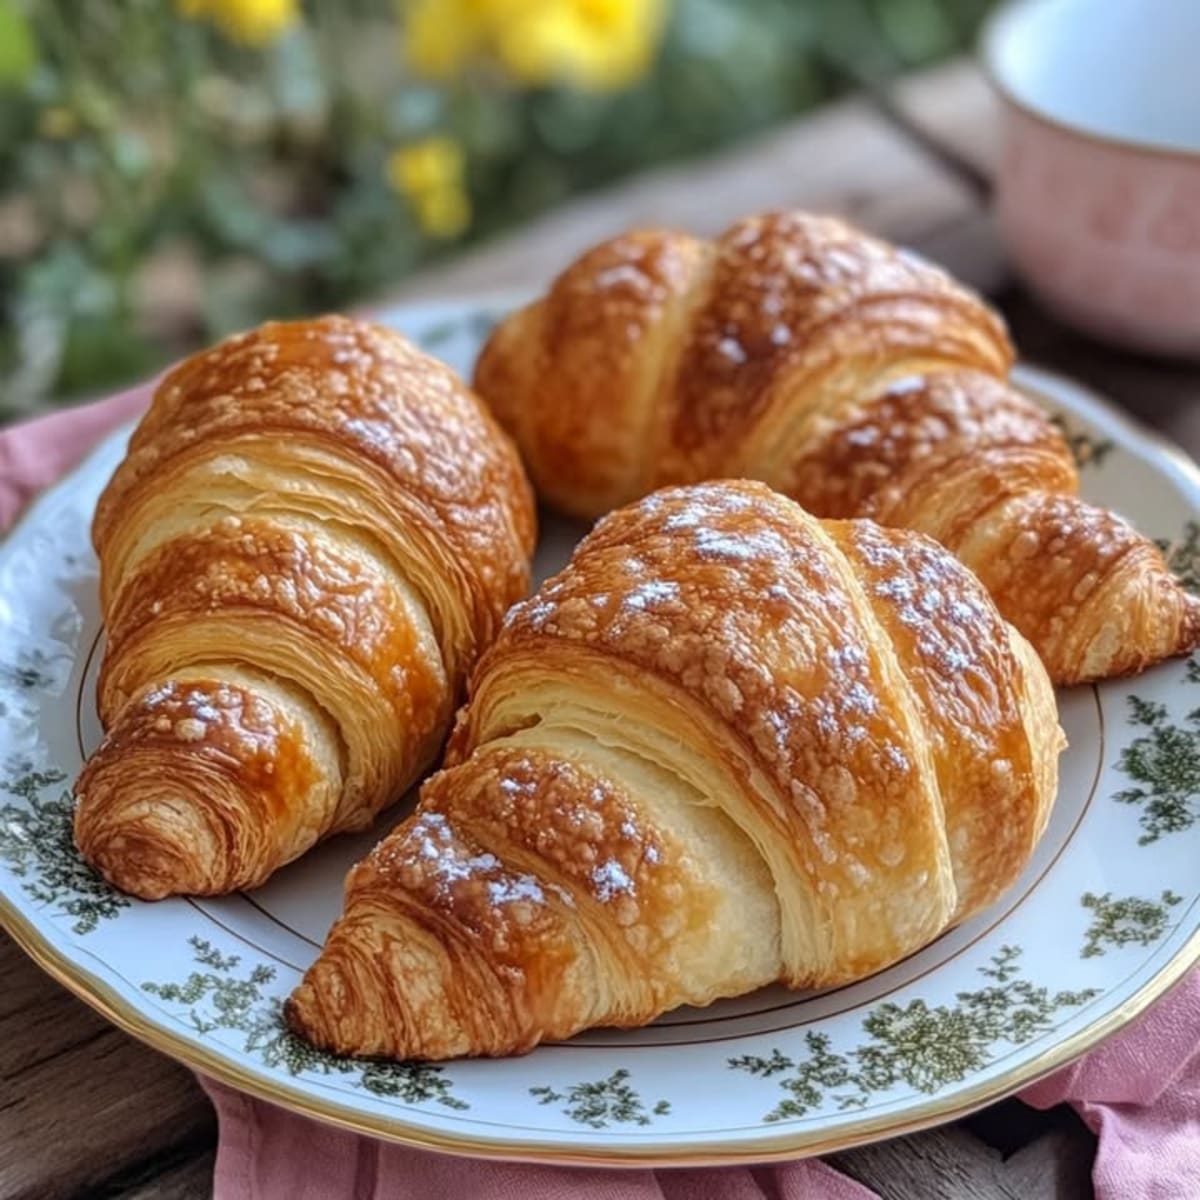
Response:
[983,0,1200,357]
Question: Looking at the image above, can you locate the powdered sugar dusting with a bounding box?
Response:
[500,777,535,795]
[591,859,633,902]
[623,580,680,611]
[504,593,558,632]
[884,375,926,397]
[593,262,652,290]
[693,525,789,562]
[716,335,748,364]
[341,416,395,453]
[853,521,991,680]
[660,489,750,533]
[487,874,545,905]
[388,810,552,916]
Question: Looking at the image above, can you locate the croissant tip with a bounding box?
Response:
[282,991,315,1042]
[283,967,357,1056]
[73,791,226,900]
[286,942,441,1060]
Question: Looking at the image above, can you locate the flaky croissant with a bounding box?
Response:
[475,210,1199,684]
[286,480,1061,1060]
[74,316,536,899]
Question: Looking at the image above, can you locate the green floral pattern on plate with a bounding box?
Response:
[530,1069,671,1129]
[1109,531,1200,844]
[144,936,467,1109]
[1115,694,1200,844]
[1050,413,1115,470]
[1081,891,1182,958]
[729,948,1099,1122]
[1157,521,1200,595]
[0,762,129,934]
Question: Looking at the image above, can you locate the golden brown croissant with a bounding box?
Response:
[286,480,1061,1060]
[74,316,536,899]
[474,210,1200,684]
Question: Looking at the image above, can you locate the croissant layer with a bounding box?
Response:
[287,481,1062,1060]
[75,316,535,898]
[474,211,1199,683]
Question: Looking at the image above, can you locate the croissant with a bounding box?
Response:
[474,210,1200,684]
[74,316,536,899]
[285,480,1062,1060]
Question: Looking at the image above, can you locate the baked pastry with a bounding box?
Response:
[286,480,1061,1060]
[474,210,1200,683]
[74,316,536,899]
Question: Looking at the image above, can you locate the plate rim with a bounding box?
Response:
[3,888,1198,1167]
[3,341,1200,1166]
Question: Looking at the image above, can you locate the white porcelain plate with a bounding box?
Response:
[3,299,1199,1166]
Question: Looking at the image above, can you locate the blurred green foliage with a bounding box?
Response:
[0,0,996,419]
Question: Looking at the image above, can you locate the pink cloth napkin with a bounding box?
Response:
[3,392,1198,1200]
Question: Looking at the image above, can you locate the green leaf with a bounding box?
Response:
[56,314,158,399]
[871,0,957,66]
[0,0,36,88]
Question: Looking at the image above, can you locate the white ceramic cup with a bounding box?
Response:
[982,0,1200,357]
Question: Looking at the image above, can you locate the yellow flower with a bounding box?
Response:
[387,137,471,238]
[496,0,665,90]
[387,136,464,196]
[404,0,484,79]
[414,186,472,238]
[178,0,299,46]
[38,106,77,140]
[401,0,667,90]
[212,0,299,45]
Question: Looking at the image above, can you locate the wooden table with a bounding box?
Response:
[4,57,1196,1200]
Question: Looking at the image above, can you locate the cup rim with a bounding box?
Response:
[980,0,1200,163]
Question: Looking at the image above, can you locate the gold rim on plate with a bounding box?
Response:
[3,892,1197,1167]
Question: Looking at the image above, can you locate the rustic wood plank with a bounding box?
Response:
[0,934,116,1078]
[832,1118,1095,1200]
[966,1100,1096,1199]
[965,1096,1067,1156]
[381,95,979,306]
[1,934,214,1200]
[1,1038,212,1200]
[109,1149,215,1200]
[831,1125,1013,1199]
[888,57,1002,180]
[1002,1127,1096,1200]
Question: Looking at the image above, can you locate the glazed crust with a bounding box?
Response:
[474,210,1200,683]
[286,481,1062,1060]
[74,315,536,899]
